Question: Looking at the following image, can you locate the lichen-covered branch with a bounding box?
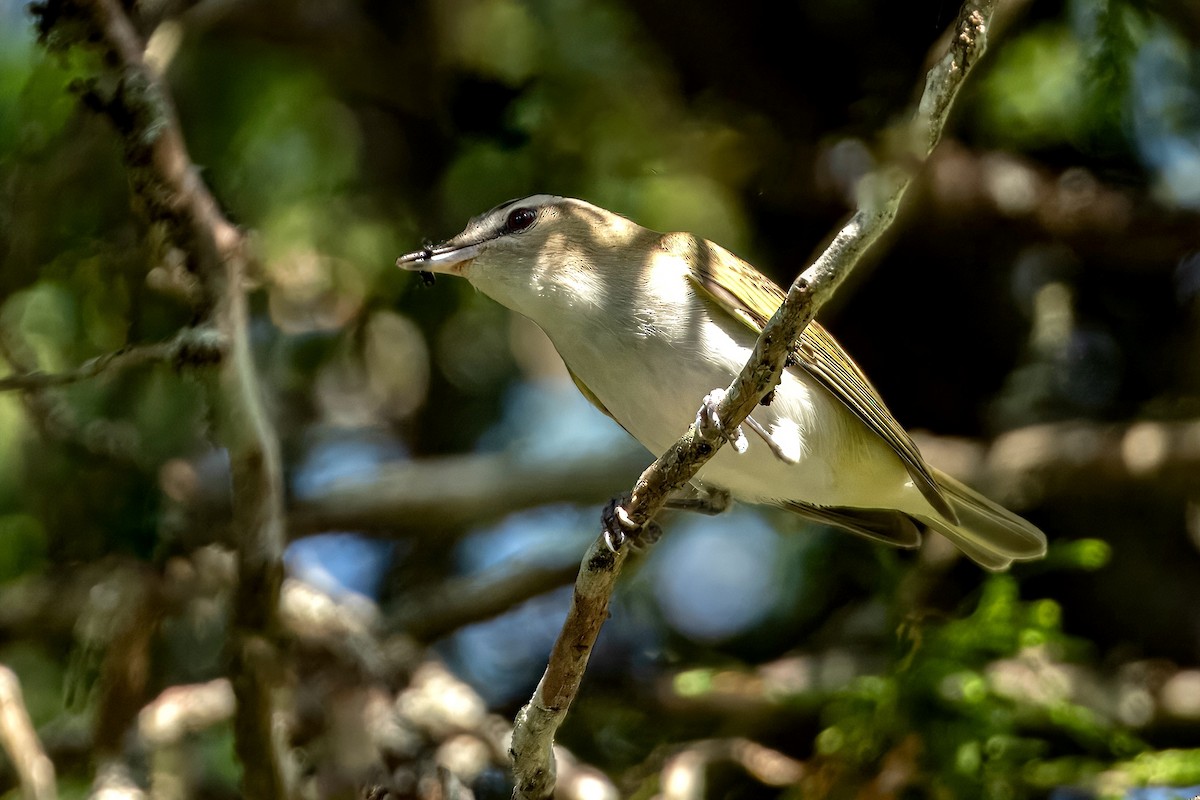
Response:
[509,3,999,797]
[32,0,288,796]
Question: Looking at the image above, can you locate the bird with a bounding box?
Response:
[397,195,1047,570]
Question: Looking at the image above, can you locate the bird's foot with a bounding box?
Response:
[697,389,800,464]
[602,496,662,553]
[696,388,748,453]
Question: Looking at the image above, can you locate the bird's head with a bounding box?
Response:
[398,195,654,321]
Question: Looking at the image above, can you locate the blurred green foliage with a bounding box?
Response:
[978,0,1141,154]
[979,23,1093,150]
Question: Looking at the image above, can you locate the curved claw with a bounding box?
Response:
[603,527,624,554]
[601,497,661,552]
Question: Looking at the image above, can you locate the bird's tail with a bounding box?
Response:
[917,468,1047,571]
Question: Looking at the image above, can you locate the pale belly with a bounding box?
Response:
[545,303,922,513]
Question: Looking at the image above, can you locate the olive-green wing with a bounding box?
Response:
[780,500,923,549]
[671,232,956,522]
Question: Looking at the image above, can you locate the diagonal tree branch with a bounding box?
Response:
[32,1,289,796]
[509,2,1000,798]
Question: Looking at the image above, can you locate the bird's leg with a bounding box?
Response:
[602,496,662,553]
[742,417,800,464]
[696,388,748,453]
[664,485,732,516]
[697,389,798,464]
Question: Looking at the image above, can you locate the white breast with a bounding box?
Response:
[540,270,920,513]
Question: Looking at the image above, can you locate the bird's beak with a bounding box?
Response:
[396,235,481,276]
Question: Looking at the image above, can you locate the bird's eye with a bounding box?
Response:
[505,207,537,233]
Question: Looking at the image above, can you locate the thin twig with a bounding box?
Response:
[33,0,289,796]
[0,666,58,800]
[0,328,224,393]
[509,3,1000,798]
[0,331,144,463]
[0,343,171,392]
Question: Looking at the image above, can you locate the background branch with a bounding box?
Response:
[151,417,1200,582]
[390,557,581,643]
[288,444,650,537]
[251,423,1200,541]
[35,0,289,795]
[509,2,1000,797]
[915,420,1200,508]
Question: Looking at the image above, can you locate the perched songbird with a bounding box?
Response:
[398,196,1047,570]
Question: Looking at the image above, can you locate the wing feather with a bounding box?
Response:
[669,232,956,522]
